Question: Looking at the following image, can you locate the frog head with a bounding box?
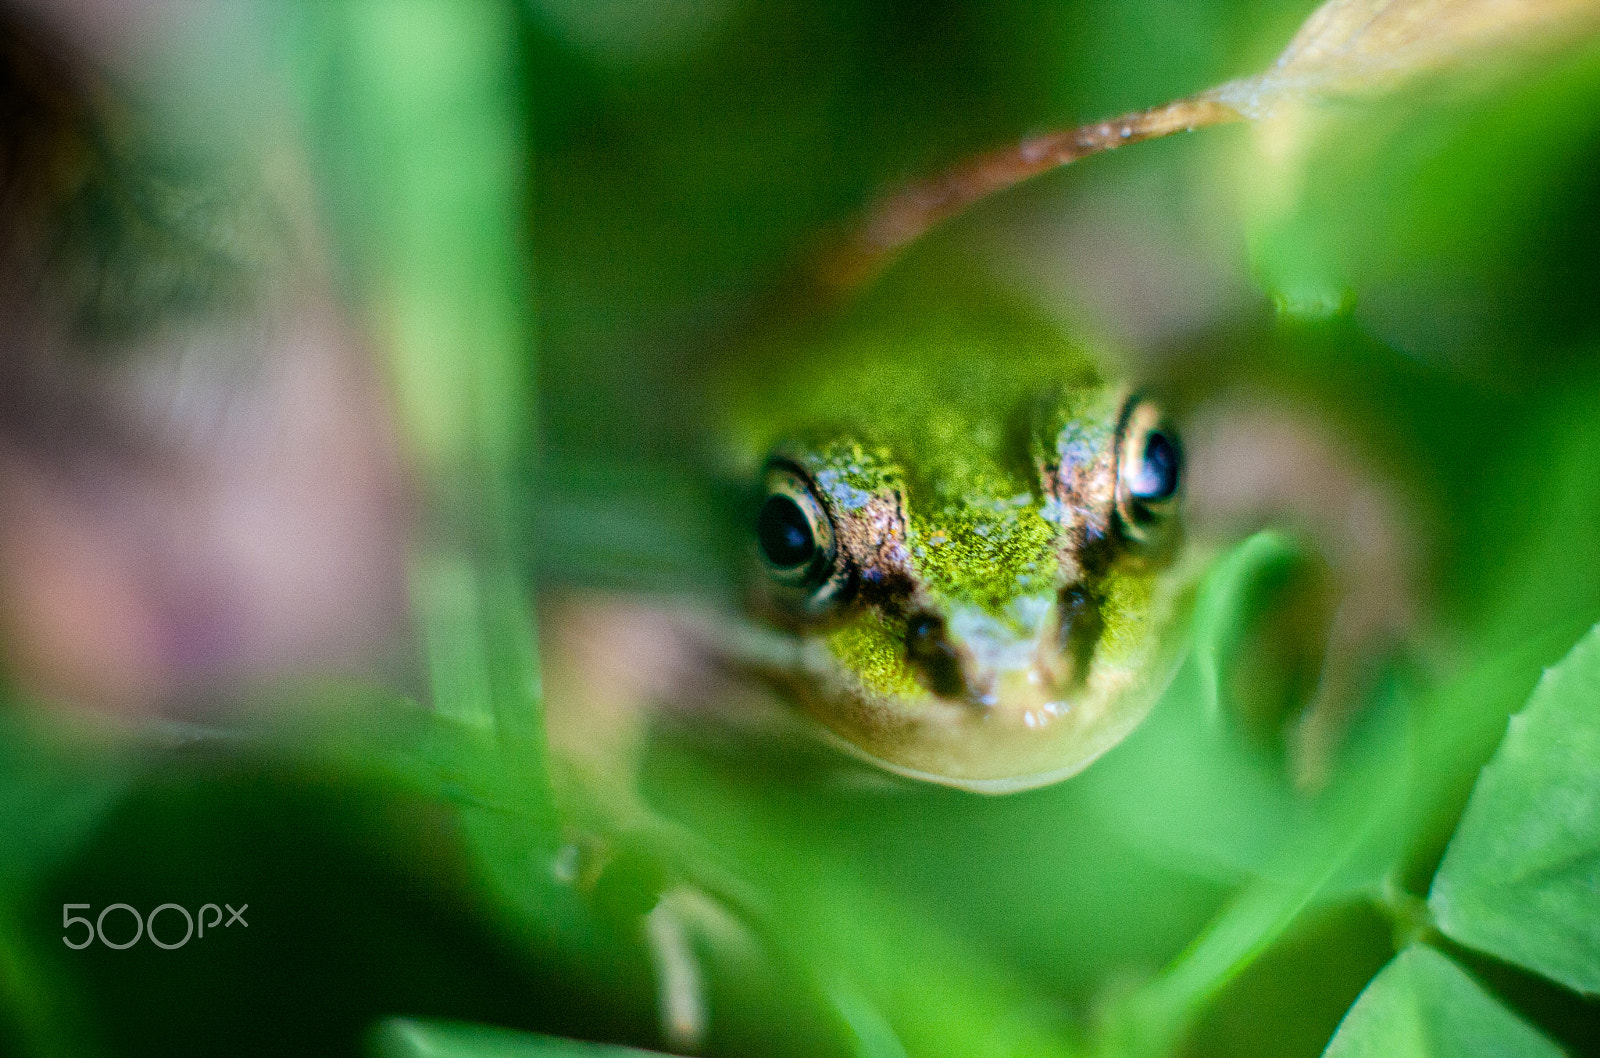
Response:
[720,272,1190,792]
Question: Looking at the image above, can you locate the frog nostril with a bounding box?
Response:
[905,613,967,700]
[1057,585,1105,686]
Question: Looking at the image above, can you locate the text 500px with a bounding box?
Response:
[62,903,247,950]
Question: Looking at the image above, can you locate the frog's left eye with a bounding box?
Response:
[757,463,846,607]
[1115,397,1182,544]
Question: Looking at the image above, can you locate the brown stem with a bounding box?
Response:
[815,93,1244,293]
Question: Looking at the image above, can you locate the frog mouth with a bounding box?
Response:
[714,589,1109,719]
[705,587,1175,792]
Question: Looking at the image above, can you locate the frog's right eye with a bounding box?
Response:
[758,464,837,589]
[1114,396,1182,548]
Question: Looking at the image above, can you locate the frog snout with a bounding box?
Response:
[904,599,1076,709]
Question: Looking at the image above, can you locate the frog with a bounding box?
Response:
[546,234,1416,815]
[545,110,1416,808]
[537,124,1422,1058]
[703,255,1200,793]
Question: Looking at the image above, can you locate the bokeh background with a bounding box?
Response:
[0,1,1599,1056]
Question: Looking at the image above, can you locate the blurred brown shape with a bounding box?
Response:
[0,5,411,717]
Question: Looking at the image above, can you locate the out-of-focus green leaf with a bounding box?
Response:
[1429,621,1600,995]
[1078,531,1410,893]
[0,713,138,1058]
[372,1019,666,1057]
[530,458,735,594]
[281,0,557,870]
[0,717,137,895]
[1463,376,1600,653]
[1240,31,1600,338]
[286,0,534,471]
[1321,945,1561,1058]
[640,742,1084,1058]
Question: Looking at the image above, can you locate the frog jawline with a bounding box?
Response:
[805,723,1089,794]
[705,609,1188,793]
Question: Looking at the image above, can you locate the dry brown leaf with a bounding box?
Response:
[1214,0,1600,116]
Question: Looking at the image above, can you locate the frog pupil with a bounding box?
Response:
[758,495,816,569]
[1130,430,1179,505]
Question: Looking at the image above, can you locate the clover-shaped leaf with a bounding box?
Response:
[1322,945,1562,1058]
[1429,621,1600,995]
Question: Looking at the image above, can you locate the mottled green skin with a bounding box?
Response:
[716,257,1188,791]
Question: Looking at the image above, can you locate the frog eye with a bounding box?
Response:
[1115,397,1182,544]
[757,463,839,593]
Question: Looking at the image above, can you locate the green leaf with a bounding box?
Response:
[371,1020,667,1058]
[0,717,137,895]
[1079,530,1411,895]
[1321,945,1562,1058]
[1430,621,1600,995]
[1239,32,1600,349]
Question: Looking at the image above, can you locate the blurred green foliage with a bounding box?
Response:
[2,1,1600,1057]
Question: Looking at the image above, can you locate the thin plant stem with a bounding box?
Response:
[816,95,1243,291]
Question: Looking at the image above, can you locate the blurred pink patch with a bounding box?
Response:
[0,3,413,716]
